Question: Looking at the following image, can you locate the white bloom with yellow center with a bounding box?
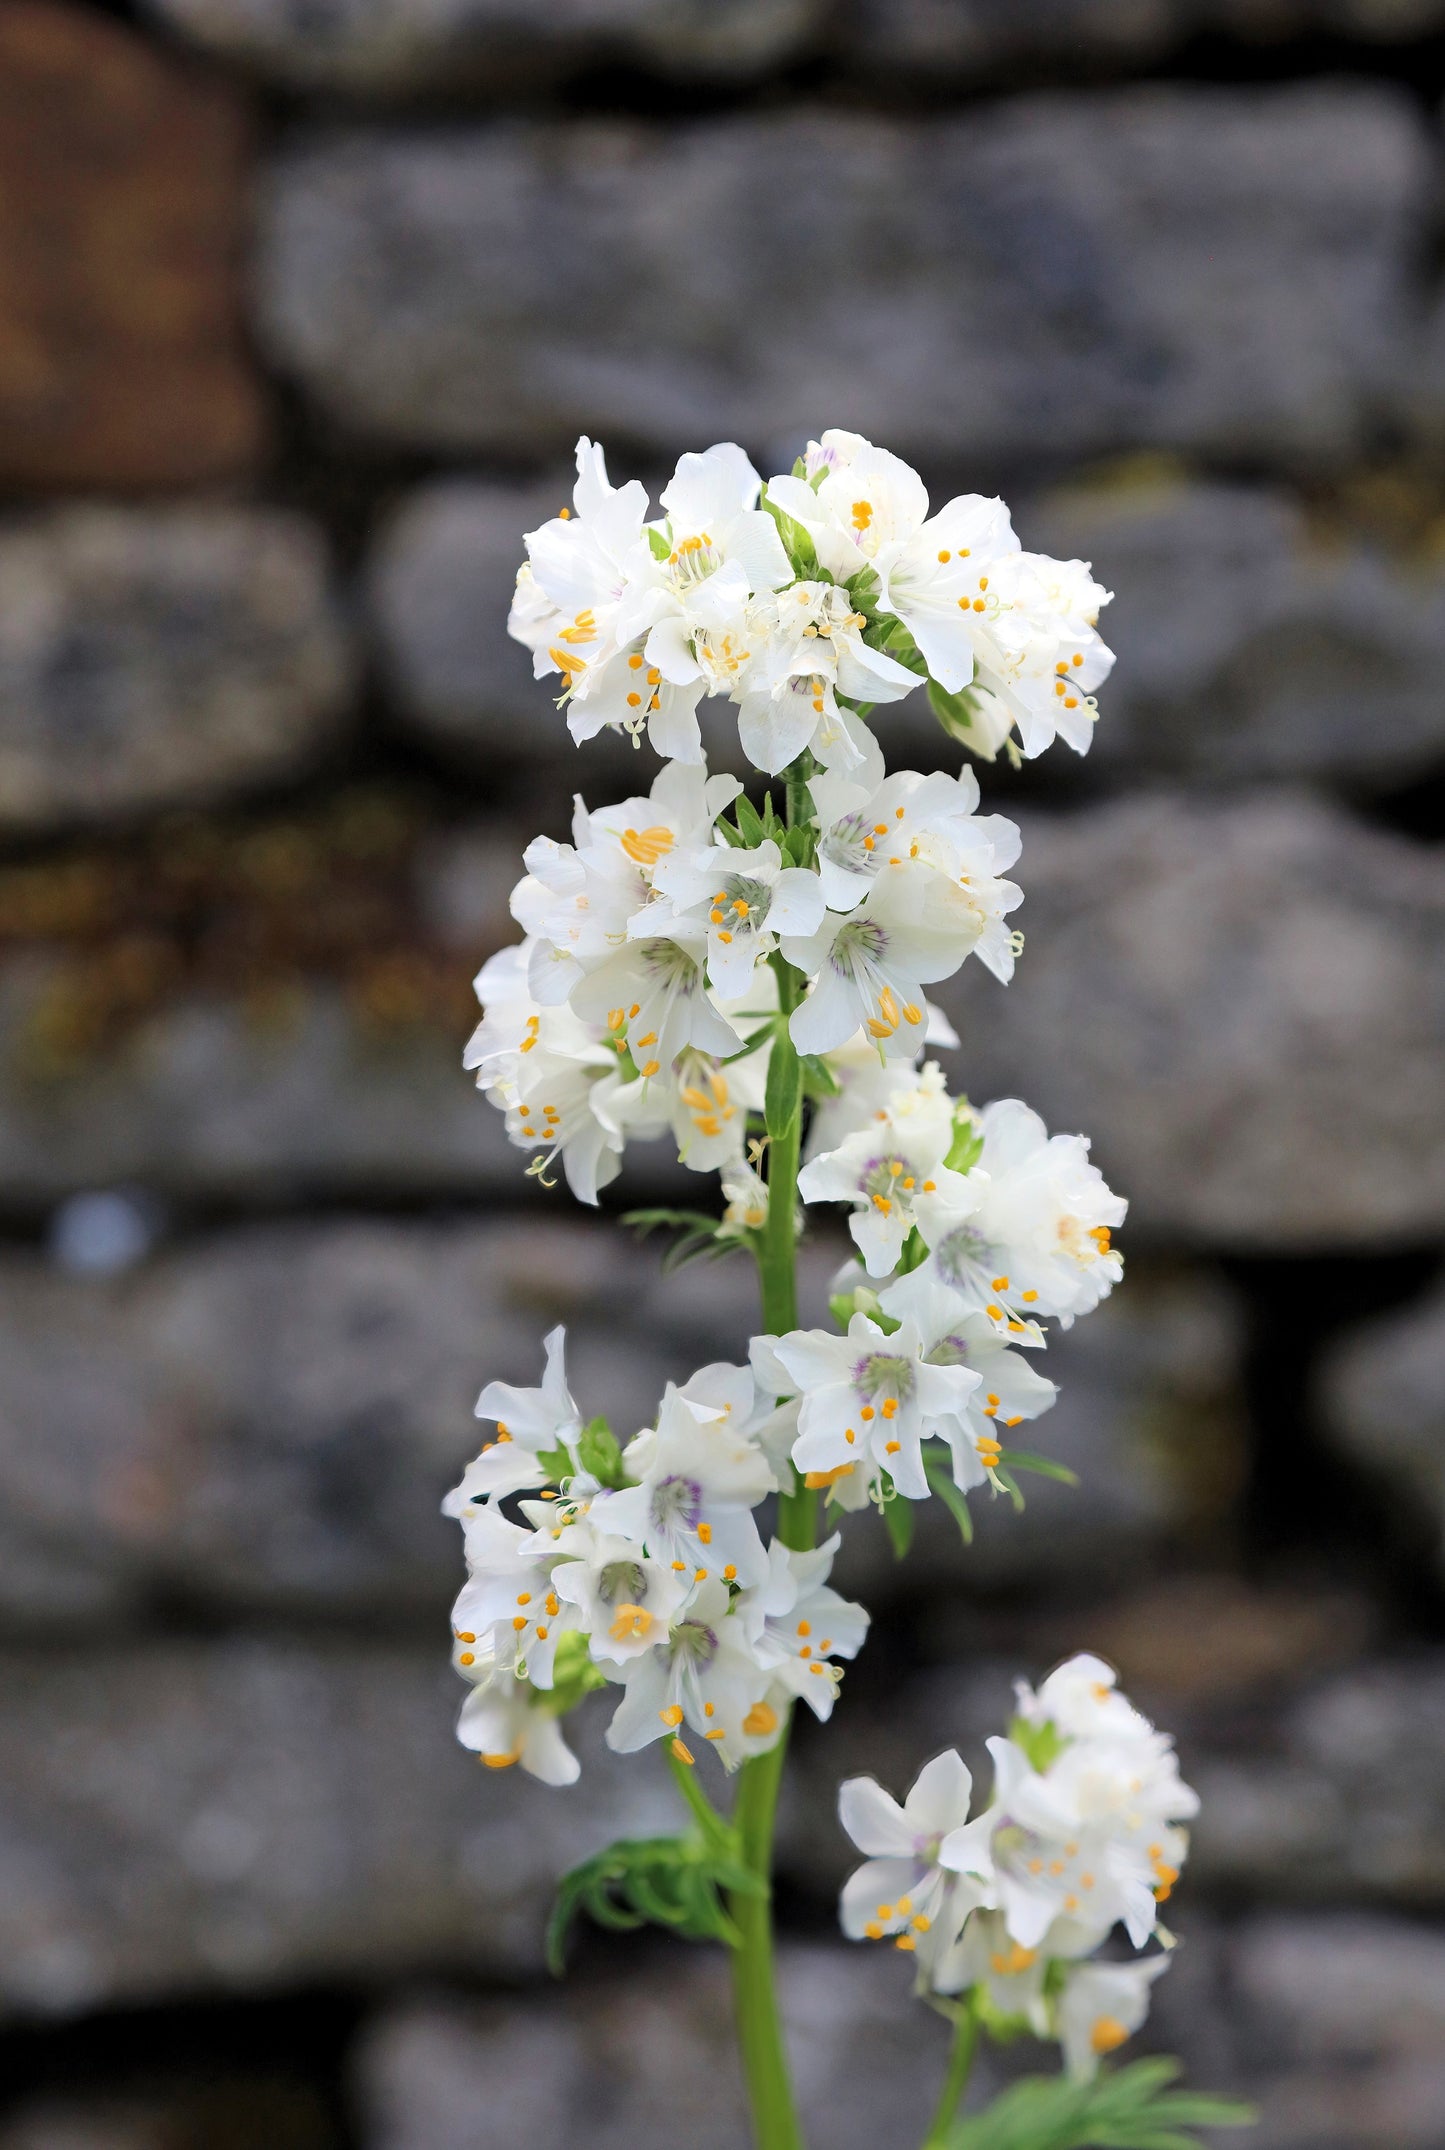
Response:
[909,1098,1127,1329]
[444,1324,581,1509]
[604,1577,777,1770]
[601,1382,774,1590]
[837,1751,997,1984]
[569,922,741,1072]
[1057,1955,1171,2083]
[752,1533,869,1723]
[798,1069,972,1276]
[736,578,920,776]
[650,834,827,1001]
[770,1310,982,1505]
[782,861,989,1059]
[455,1651,581,1786]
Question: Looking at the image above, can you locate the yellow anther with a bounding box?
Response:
[1091,2018,1130,2056]
[610,1603,654,1643]
[743,1702,778,1737]
[660,1704,685,1727]
[671,1737,695,1765]
[620,825,676,866]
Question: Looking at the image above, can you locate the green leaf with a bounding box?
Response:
[576,1415,629,1490]
[1008,1713,1068,1774]
[622,1208,738,1271]
[800,1051,841,1097]
[782,822,817,870]
[647,525,671,562]
[944,1109,984,1173]
[998,1448,1079,1488]
[883,1492,915,1560]
[534,1442,573,1483]
[734,795,766,848]
[714,817,748,848]
[946,2058,1254,2150]
[923,1451,974,1544]
[764,1026,802,1141]
[546,1830,767,1975]
[994,1463,1027,1513]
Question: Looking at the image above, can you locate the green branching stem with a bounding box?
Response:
[727,764,817,2150]
[922,1996,981,2149]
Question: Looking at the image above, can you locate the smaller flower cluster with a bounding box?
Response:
[759,1066,1125,1512]
[443,1330,868,1783]
[838,1656,1197,2081]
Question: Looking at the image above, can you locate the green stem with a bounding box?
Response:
[922,1997,980,2149]
[727,767,816,2150]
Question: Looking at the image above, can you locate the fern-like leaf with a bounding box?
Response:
[546,1831,765,1975]
[948,2059,1254,2150]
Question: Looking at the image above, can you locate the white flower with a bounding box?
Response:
[1057,1955,1171,2082]
[766,432,1115,764]
[651,835,827,1000]
[879,1272,1058,1491]
[601,1381,774,1590]
[782,862,987,1058]
[444,1325,581,1508]
[604,1576,776,1769]
[608,1043,764,1174]
[456,1654,581,1786]
[810,765,1023,983]
[550,1531,691,1669]
[770,1311,982,1504]
[513,763,741,1005]
[1013,1653,1156,1750]
[737,579,919,776]
[906,1099,1127,1328]
[799,1063,973,1276]
[450,1504,581,1691]
[570,923,742,1071]
[838,1751,996,1984]
[720,1153,774,1240]
[513,438,709,761]
[619,443,794,699]
[961,1726,1193,1954]
[754,1534,869,1722]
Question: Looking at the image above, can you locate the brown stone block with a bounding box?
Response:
[0,1,266,491]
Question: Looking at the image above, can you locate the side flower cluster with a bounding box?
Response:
[443,1330,868,1781]
[838,1656,1197,2080]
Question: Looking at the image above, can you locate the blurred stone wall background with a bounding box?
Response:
[2,0,1445,2143]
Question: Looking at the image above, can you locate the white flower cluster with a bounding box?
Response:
[469,429,1112,1208]
[510,430,1113,773]
[443,1329,868,1783]
[838,1656,1198,2080]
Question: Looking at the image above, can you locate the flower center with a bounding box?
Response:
[668,531,722,588]
[821,811,878,882]
[650,1473,703,1532]
[597,1559,649,1606]
[855,1351,915,1404]
[640,939,702,996]
[860,1152,919,1221]
[933,1223,995,1291]
[670,1619,718,1669]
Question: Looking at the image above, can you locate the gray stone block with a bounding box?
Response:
[140,0,826,94]
[1028,474,1445,792]
[0,508,353,833]
[944,792,1445,1248]
[256,89,1426,469]
[1319,1273,1445,1575]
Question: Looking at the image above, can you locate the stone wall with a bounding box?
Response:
[2,4,1445,2145]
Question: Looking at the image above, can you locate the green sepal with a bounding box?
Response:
[576,1415,629,1490]
[542,1631,609,1717]
[534,1442,573,1483]
[1007,1713,1067,1775]
[782,822,817,870]
[923,1451,974,1545]
[647,525,671,562]
[867,612,928,679]
[882,1491,915,1560]
[759,486,821,581]
[764,1025,802,1141]
[845,566,880,616]
[733,794,767,848]
[929,678,997,758]
[715,817,748,848]
[944,2056,1254,2149]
